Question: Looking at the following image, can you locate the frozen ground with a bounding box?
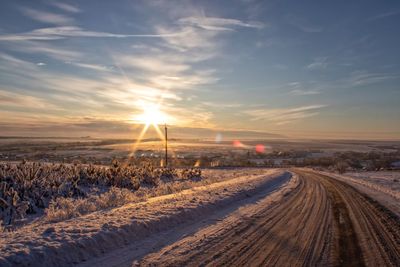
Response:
[1,168,399,266]
[0,169,291,267]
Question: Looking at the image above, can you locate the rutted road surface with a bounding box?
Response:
[141,170,400,266]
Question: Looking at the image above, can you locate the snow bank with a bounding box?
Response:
[0,169,292,267]
[320,171,400,201]
[317,170,400,216]
[346,171,400,192]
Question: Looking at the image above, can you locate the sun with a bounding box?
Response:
[129,103,170,155]
[129,102,177,160]
[134,104,168,126]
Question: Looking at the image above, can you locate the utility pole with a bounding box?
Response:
[164,124,168,168]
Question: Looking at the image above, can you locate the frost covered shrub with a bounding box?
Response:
[45,197,84,222]
[45,187,138,222]
[0,182,29,226]
[0,160,202,227]
[95,187,137,209]
[179,168,202,180]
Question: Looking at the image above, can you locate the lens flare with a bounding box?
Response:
[215,133,222,143]
[255,144,265,153]
[233,140,244,147]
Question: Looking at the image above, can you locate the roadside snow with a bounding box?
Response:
[0,169,292,267]
[346,171,400,193]
[318,170,400,216]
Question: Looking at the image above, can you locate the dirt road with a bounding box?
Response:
[141,170,400,266]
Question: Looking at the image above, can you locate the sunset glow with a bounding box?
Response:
[133,104,169,126]
[129,102,175,156]
[0,0,399,140]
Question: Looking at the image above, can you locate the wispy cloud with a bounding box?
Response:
[0,2,264,132]
[0,52,37,71]
[49,2,81,13]
[178,16,264,31]
[149,71,219,90]
[244,105,327,125]
[307,57,328,70]
[0,26,189,41]
[8,40,82,61]
[347,70,398,86]
[113,52,218,91]
[200,101,243,108]
[156,16,262,52]
[367,10,400,21]
[66,61,114,72]
[172,105,215,128]
[289,89,321,96]
[116,54,191,74]
[20,7,74,25]
[2,62,188,126]
[0,89,59,110]
[110,15,257,94]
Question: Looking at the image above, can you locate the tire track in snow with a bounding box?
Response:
[141,169,400,267]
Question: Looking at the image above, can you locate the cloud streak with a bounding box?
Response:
[20,7,74,25]
[245,105,327,125]
[49,2,81,13]
[346,71,398,86]
[289,89,321,96]
[0,26,190,41]
[178,16,264,31]
[307,57,328,70]
[8,41,83,61]
[367,10,400,21]
[0,89,60,110]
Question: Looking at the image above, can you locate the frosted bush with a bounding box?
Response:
[1,160,202,227]
[45,187,138,222]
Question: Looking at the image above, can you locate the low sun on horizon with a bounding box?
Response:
[131,102,173,127]
[129,102,173,153]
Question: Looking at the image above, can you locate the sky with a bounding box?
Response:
[0,0,399,140]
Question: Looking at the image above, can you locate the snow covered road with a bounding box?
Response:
[140,169,400,266]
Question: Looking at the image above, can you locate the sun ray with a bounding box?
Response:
[128,123,150,159]
[153,123,164,140]
[127,99,178,163]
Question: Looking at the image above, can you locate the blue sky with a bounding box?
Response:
[0,0,399,139]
